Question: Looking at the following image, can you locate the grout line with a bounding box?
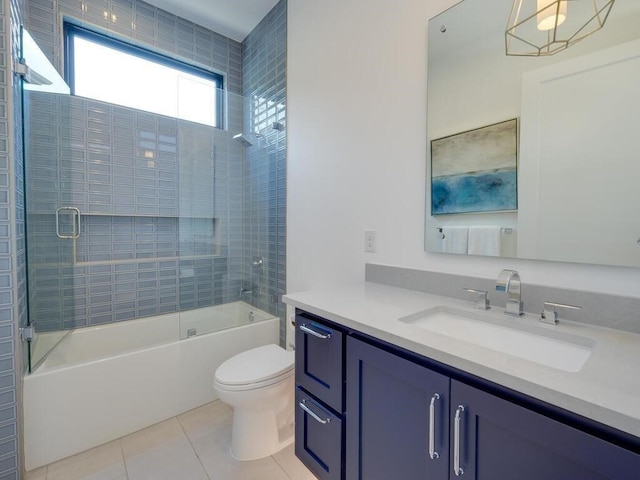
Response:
[118,438,131,480]
[270,452,294,480]
[176,412,213,480]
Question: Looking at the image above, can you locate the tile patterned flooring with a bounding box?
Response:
[25,401,316,480]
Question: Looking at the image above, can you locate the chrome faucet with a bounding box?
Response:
[496,269,523,317]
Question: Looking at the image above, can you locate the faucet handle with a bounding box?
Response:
[464,288,490,310]
[541,302,581,325]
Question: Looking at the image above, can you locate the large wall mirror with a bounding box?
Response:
[425,0,640,268]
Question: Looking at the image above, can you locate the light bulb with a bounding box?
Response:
[537,0,567,31]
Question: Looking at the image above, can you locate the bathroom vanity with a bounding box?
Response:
[285,283,640,480]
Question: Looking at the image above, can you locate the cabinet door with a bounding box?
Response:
[346,337,450,480]
[450,380,640,479]
[295,387,343,480]
[295,313,344,412]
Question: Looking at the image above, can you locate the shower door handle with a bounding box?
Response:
[56,207,81,239]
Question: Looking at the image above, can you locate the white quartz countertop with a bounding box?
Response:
[283,282,640,439]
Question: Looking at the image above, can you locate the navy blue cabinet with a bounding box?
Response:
[295,312,345,480]
[293,310,640,480]
[450,380,640,480]
[346,337,450,480]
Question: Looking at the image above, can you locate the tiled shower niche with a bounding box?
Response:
[30,214,220,263]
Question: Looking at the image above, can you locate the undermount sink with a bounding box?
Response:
[400,306,594,373]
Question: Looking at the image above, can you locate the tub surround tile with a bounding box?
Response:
[241,0,288,341]
[45,440,126,480]
[25,0,248,335]
[121,418,208,480]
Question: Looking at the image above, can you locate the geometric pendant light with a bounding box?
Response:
[506,0,616,56]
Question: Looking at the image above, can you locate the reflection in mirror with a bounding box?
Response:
[425,0,640,267]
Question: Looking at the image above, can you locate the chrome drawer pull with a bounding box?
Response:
[429,393,440,460]
[454,405,465,476]
[299,399,330,424]
[300,324,331,340]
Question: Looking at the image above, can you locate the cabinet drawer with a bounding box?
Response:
[295,313,344,412]
[295,387,343,480]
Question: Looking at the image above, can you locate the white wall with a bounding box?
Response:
[287,0,640,298]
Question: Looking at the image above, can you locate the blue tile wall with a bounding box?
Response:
[241,0,287,342]
[24,0,247,333]
[26,0,243,94]
[27,92,224,218]
[5,0,27,475]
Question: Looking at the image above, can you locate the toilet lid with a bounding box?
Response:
[215,344,294,387]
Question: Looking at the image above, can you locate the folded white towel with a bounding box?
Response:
[468,226,502,257]
[441,226,469,254]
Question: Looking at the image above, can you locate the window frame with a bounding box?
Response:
[63,22,225,128]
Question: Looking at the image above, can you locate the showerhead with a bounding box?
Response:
[233,133,253,147]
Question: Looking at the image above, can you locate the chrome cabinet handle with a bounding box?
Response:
[56,207,81,239]
[300,323,331,340]
[454,405,465,476]
[298,399,330,424]
[429,393,440,460]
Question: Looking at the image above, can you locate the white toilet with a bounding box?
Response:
[214,342,295,460]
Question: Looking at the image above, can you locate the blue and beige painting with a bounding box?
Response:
[431,119,518,215]
[432,168,517,215]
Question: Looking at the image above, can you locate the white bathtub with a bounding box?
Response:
[24,302,280,471]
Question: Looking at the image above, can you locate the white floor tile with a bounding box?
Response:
[184,416,290,480]
[121,417,207,480]
[273,444,318,480]
[45,440,126,480]
[178,400,233,443]
[33,400,317,480]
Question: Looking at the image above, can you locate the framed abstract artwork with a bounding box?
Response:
[431,118,518,215]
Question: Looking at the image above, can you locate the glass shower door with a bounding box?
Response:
[20,27,76,371]
[24,90,81,370]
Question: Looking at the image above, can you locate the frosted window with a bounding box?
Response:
[67,26,222,127]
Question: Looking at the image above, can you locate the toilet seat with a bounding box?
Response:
[214,344,294,392]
